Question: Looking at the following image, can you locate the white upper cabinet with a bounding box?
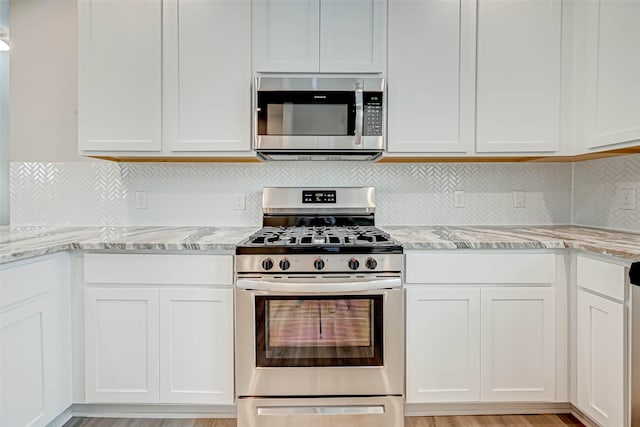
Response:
[581,0,640,150]
[476,0,562,153]
[164,0,251,152]
[78,0,251,155]
[253,0,386,73]
[387,0,476,153]
[253,0,320,72]
[319,0,386,72]
[78,0,162,152]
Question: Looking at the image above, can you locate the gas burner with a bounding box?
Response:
[244,225,396,249]
[236,187,402,260]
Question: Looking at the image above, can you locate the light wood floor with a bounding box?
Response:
[64,414,584,427]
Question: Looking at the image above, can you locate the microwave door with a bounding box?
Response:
[267,103,350,137]
[258,90,356,135]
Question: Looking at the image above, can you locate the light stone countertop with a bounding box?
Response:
[381,225,640,261]
[2,225,640,265]
[0,226,260,264]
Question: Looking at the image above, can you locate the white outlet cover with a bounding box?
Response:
[619,188,636,210]
[454,190,465,208]
[233,193,246,210]
[513,191,525,208]
[135,191,148,209]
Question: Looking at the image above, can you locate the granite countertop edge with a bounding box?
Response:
[1,225,640,265]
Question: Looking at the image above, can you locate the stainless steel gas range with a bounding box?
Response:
[235,187,404,427]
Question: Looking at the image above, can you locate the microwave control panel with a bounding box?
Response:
[363,92,383,136]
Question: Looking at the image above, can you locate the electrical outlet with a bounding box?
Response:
[135,191,148,209]
[513,191,525,208]
[454,191,465,208]
[620,188,636,210]
[233,193,246,210]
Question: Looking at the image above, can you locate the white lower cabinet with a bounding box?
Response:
[575,255,626,427]
[0,254,71,427]
[406,288,481,402]
[84,288,160,403]
[82,253,234,405]
[480,287,555,401]
[159,289,233,404]
[405,251,560,404]
[406,286,555,403]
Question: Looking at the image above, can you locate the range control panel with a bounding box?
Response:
[302,190,337,204]
[363,92,383,136]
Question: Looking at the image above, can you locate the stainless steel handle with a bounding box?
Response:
[354,83,363,146]
[257,405,385,416]
[236,277,401,293]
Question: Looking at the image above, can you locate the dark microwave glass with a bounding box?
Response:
[257,91,356,136]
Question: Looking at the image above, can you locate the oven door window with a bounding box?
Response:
[257,91,356,136]
[255,295,383,367]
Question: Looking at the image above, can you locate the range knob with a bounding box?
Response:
[365,257,378,270]
[279,258,291,271]
[313,258,325,271]
[348,258,360,270]
[261,257,274,271]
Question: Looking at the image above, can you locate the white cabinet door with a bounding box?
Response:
[164,0,251,152]
[159,288,234,404]
[577,290,624,427]
[253,0,320,72]
[319,0,386,73]
[1,298,49,427]
[476,0,561,153]
[480,287,555,401]
[84,287,160,403]
[583,0,640,149]
[0,255,71,427]
[387,0,475,153]
[406,288,481,402]
[78,0,162,152]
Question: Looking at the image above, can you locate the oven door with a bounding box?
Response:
[235,276,403,397]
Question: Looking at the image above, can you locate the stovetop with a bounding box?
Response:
[236,225,403,255]
[249,225,392,245]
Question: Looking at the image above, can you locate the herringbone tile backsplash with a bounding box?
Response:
[10,161,572,226]
[573,153,640,231]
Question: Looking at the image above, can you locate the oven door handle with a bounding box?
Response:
[236,277,401,293]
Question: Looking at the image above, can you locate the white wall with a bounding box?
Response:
[0,0,9,225]
[9,0,89,162]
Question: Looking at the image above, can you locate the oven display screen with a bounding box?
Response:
[302,190,336,204]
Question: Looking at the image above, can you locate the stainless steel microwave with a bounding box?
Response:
[254,77,385,161]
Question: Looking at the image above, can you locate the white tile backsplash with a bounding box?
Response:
[10,161,572,226]
[572,153,640,232]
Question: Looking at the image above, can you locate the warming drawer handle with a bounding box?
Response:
[257,405,385,416]
[236,278,401,293]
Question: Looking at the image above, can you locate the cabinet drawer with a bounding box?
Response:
[84,253,233,286]
[576,255,626,301]
[1,256,66,309]
[406,252,555,284]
